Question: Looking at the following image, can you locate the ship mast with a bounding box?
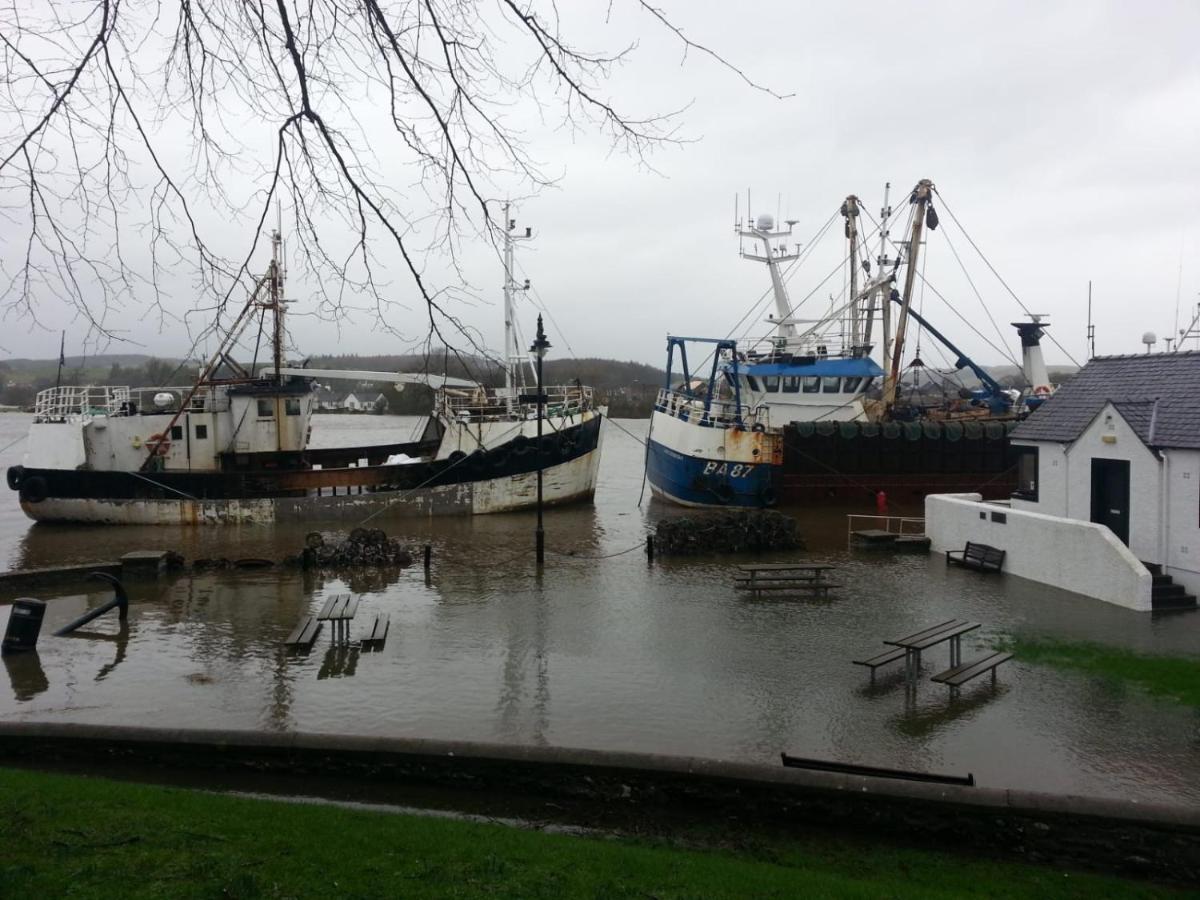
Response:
[883,179,933,412]
[269,225,285,385]
[502,202,532,412]
[872,182,893,362]
[737,205,800,350]
[843,195,861,352]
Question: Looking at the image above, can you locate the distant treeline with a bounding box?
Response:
[0,352,666,416]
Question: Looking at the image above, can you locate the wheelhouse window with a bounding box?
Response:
[285,398,302,416]
[256,398,275,417]
[1014,446,1039,501]
[746,376,760,392]
[782,376,800,393]
[195,424,208,439]
[170,425,183,440]
[843,377,861,393]
[822,376,840,394]
[802,377,820,393]
[762,376,780,392]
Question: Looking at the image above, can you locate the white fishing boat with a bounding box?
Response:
[6,214,604,524]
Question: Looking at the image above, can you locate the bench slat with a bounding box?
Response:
[316,595,342,620]
[285,615,322,648]
[932,652,1013,686]
[852,647,907,669]
[743,583,841,592]
[342,595,360,620]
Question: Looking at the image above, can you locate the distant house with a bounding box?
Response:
[314,387,388,412]
[926,351,1200,611]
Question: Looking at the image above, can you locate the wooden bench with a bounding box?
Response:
[945,542,1005,573]
[284,615,322,650]
[738,579,841,598]
[360,614,390,650]
[735,563,839,598]
[931,651,1013,689]
[317,593,360,642]
[852,646,907,673]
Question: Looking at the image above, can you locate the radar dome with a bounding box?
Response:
[755,213,775,231]
[1142,331,1157,346]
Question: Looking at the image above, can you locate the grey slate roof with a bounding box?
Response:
[1011,351,1200,450]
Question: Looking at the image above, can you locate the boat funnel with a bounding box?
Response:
[1013,317,1053,401]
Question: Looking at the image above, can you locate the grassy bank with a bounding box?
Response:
[1005,637,1200,708]
[0,768,1190,899]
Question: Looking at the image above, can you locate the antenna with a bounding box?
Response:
[1086,280,1095,360]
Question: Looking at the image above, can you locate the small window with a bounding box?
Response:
[802,377,820,393]
[745,376,760,392]
[822,376,840,394]
[1014,447,1038,501]
[285,398,301,416]
[763,376,780,392]
[170,425,183,440]
[257,398,274,417]
[843,377,861,393]
[782,376,800,393]
[195,424,208,439]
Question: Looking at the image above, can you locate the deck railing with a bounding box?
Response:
[654,388,769,430]
[438,384,594,423]
[33,385,220,422]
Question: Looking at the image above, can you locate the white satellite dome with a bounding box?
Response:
[755,213,775,231]
[153,392,175,409]
[1142,331,1157,347]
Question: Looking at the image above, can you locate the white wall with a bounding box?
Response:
[1164,448,1200,597]
[925,493,1153,612]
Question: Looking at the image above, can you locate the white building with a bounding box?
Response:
[926,352,1200,612]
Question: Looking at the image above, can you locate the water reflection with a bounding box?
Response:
[3,650,49,701]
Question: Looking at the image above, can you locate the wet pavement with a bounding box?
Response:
[1,413,1198,806]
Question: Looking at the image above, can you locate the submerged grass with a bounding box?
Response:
[1004,637,1200,708]
[0,767,1191,899]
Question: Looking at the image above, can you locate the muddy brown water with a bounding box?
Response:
[1,412,1198,806]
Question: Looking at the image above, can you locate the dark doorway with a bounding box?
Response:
[1090,458,1131,545]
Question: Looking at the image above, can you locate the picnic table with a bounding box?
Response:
[316,593,360,643]
[735,563,839,598]
[883,619,980,682]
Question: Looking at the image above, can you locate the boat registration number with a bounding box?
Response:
[702,462,755,478]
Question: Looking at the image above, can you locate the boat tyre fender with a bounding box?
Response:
[712,482,735,504]
[6,465,24,491]
[759,487,777,507]
[466,450,488,475]
[447,450,468,466]
[19,475,48,504]
[557,432,575,455]
[751,423,766,434]
[511,435,533,457]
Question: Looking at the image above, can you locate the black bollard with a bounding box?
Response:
[645,535,654,563]
[423,544,432,571]
[2,599,47,654]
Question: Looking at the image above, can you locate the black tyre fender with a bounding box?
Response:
[447,450,468,465]
[557,431,576,455]
[19,475,48,503]
[6,465,24,491]
[751,423,766,434]
[759,487,777,507]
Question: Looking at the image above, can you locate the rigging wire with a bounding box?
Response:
[933,189,1082,368]
[937,222,1020,375]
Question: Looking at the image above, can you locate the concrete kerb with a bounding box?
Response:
[0,721,1198,883]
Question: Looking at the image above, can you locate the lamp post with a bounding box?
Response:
[529,315,551,566]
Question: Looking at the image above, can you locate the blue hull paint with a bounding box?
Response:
[646,439,774,508]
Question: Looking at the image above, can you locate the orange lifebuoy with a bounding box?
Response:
[147,433,171,456]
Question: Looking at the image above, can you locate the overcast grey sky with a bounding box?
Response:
[2,0,1197,371]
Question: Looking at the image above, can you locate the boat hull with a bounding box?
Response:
[12,416,603,525]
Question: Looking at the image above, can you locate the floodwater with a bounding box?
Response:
[1,412,1199,807]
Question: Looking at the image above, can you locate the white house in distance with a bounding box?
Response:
[926,351,1200,612]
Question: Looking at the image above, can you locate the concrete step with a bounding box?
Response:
[1152,593,1198,611]
[1152,574,1174,586]
[1152,583,1188,599]
[1141,561,1163,576]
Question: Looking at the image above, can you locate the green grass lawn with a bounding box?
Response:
[1004,637,1200,708]
[0,767,1192,899]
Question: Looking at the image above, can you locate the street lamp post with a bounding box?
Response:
[529,315,551,566]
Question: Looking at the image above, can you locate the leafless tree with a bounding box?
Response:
[0,0,783,365]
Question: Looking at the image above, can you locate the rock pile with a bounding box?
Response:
[653,510,803,556]
[301,528,414,570]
